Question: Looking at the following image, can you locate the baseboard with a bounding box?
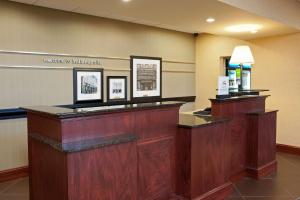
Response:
[277,144,300,156]
[0,166,28,183]
[194,182,233,200]
[246,160,277,179]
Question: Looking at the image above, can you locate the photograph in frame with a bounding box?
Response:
[130,56,162,102]
[73,68,103,104]
[107,76,127,102]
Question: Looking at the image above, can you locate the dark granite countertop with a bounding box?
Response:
[210,95,270,103]
[29,133,137,153]
[178,114,229,129]
[22,101,184,119]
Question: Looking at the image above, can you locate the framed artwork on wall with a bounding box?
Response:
[130,56,162,102]
[107,76,127,102]
[73,68,103,104]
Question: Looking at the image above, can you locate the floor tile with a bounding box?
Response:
[0,180,17,193]
[226,197,244,200]
[230,185,243,197]
[3,178,29,195]
[243,197,294,200]
[235,178,291,197]
[278,153,300,169]
[0,194,29,200]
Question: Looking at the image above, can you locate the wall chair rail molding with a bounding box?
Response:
[0,50,195,74]
[276,144,300,156]
[0,49,195,65]
[0,166,28,183]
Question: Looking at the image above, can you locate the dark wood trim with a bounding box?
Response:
[0,108,26,120]
[162,96,196,102]
[246,161,277,179]
[106,76,127,102]
[130,55,162,103]
[73,68,104,104]
[277,143,300,156]
[0,166,28,183]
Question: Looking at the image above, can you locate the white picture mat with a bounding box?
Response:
[242,70,251,90]
[218,76,229,95]
[77,71,101,101]
[109,78,126,99]
[132,58,161,98]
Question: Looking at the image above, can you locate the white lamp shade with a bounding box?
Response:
[229,45,254,64]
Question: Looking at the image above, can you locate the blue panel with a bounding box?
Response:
[228,63,252,69]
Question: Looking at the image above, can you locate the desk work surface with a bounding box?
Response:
[23,101,184,118]
[178,113,229,128]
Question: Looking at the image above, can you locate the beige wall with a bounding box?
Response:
[195,32,300,147]
[195,33,248,108]
[0,1,195,171]
[249,33,300,147]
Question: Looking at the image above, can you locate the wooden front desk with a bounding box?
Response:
[24,96,277,200]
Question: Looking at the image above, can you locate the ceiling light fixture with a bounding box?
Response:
[206,18,215,23]
[122,0,132,2]
[226,24,262,33]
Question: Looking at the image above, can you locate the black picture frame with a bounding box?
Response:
[130,56,162,103]
[107,76,127,102]
[73,68,103,104]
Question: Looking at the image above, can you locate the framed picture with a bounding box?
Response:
[130,56,162,102]
[73,68,103,104]
[107,76,127,102]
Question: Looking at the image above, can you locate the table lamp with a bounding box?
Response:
[229,45,254,91]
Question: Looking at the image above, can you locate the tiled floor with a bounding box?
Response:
[227,152,300,200]
[0,153,299,200]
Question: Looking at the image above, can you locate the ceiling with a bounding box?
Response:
[9,0,299,40]
[220,0,300,30]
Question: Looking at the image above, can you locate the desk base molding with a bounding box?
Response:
[0,166,28,183]
[246,161,277,179]
[277,144,300,156]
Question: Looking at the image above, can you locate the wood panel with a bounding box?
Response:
[211,96,268,179]
[68,142,137,200]
[135,108,179,142]
[176,122,232,200]
[175,129,191,198]
[138,137,175,200]
[27,113,62,141]
[28,138,68,200]
[61,112,135,143]
[247,111,277,179]
[190,124,231,198]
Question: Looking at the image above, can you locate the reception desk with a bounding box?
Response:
[176,95,277,199]
[25,102,185,200]
[24,95,277,200]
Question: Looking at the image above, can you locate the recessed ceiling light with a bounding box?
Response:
[226,24,262,33]
[206,18,215,23]
[122,0,132,2]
